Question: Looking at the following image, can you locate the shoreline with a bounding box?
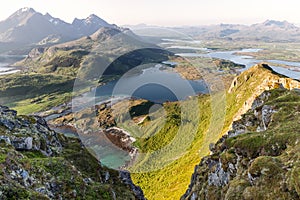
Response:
[48,121,139,170]
[106,127,139,169]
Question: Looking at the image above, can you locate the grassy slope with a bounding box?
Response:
[130,64,296,199]
[183,88,300,199]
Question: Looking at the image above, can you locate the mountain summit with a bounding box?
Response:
[255,19,298,30]
[0,7,37,33]
[72,14,114,36]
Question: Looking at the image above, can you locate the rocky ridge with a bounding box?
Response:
[182,65,300,199]
[228,63,300,126]
[182,88,300,199]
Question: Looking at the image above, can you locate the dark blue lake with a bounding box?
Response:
[95,64,208,103]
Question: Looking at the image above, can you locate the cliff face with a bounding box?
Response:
[182,65,300,200]
[0,105,145,199]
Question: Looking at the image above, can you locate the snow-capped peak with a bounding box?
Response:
[44,13,62,26]
[12,7,36,17]
[17,7,35,14]
[21,7,30,12]
[85,14,98,24]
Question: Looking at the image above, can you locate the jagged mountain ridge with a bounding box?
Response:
[0,7,116,45]
[72,14,117,36]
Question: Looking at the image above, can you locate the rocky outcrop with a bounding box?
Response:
[0,105,145,199]
[227,91,276,137]
[120,171,146,200]
[27,47,45,59]
[96,103,117,129]
[0,105,61,155]
[207,161,230,187]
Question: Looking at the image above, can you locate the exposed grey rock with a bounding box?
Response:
[256,125,264,132]
[191,192,197,200]
[83,178,93,185]
[11,137,33,150]
[25,137,33,149]
[105,171,110,182]
[208,161,230,187]
[182,83,300,200]
[209,143,215,153]
[10,170,17,179]
[184,165,199,197]
[247,172,255,185]
[228,162,235,174]
[111,189,117,200]
[0,106,17,116]
[20,169,29,180]
[119,170,146,200]
[228,122,247,137]
[0,118,15,130]
[35,187,54,198]
[0,136,11,145]
[0,105,142,199]
[0,8,119,48]
[261,105,275,131]
[72,14,114,36]
[0,105,61,155]
[251,92,271,110]
[28,47,45,58]
[228,92,276,137]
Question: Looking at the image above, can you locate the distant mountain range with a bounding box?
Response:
[0,8,118,52]
[129,20,300,42]
[225,20,300,41]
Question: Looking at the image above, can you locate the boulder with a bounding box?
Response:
[11,137,33,150]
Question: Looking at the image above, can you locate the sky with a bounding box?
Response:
[1,0,300,26]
